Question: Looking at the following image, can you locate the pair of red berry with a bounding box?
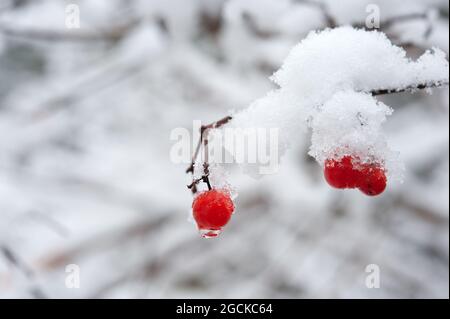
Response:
[324,156,387,196]
[191,156,386,238]
[192,189,235,238]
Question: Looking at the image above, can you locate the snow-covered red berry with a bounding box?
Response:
[324,155,387,196]
[358,164,387,196]
[324,156,361,189]
[192,189,234,238]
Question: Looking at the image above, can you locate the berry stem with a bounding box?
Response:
[186,116,232,194]
[203,136,212,191]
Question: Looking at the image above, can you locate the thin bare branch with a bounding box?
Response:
[37,215,172,270]
[352,12,428,30]
[0,245,48,298]
[382,13,428,30]
[0,21,138,42]
[295,0,337,28]
[186,116,232,194]
[371,80,449,96]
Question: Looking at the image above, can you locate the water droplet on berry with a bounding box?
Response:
[192,189,234,238]
[199,228,222,238]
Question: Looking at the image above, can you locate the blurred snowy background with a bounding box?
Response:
[0,0,448,298]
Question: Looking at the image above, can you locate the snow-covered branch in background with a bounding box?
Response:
[188,27,449,237]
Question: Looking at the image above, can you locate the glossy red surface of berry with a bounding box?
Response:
[324,155,387,196]
[192,189,234,233]
[324,156,361,189]
[358,165,387,196]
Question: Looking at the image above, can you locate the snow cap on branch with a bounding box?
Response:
[272,27,449,106]
[228,27,448,180]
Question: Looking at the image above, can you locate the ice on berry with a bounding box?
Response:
[192,189,235,238]
[208,163,238,201]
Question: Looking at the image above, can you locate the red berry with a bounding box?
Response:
[192,189,234,237]
[324,156,361,189]
[358,165,387,196]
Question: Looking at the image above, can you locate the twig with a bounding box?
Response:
[381,13,428,30]
[295,0,337,28]
[37,215,172,270]
[242,12,278,38]
[202,132,212,191]
[371,80,449,96]
[199,7,223,37]
[352,12,428,30]
[356,11,434,52]
[0,21,137,42]
[316,1,337,28]
[243,0,337,38]
[186,130,204,174]
[186,116,232,194]
[0,245,34,279]
[0,245,48,298]
[30,62,147,121]
[187,176,205,190]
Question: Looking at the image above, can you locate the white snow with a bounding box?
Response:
[272,27,448,103]
[229,27,449,181]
